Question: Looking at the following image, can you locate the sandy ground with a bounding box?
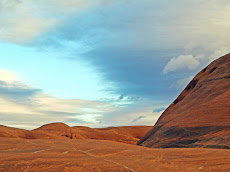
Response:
[0,138,229,172]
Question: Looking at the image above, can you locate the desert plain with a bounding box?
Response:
[0,138,230,172]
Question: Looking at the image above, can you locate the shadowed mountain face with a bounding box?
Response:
[138,54,230,148]
[0,123,151,145]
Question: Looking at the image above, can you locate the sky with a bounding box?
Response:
[0,0,229,129]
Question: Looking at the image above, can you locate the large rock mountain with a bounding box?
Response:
[138,54,230,148]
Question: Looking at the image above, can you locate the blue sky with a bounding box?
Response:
[0,0,229,129]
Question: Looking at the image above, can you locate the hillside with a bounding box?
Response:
[0,123,151,145]
[138,54,230,148]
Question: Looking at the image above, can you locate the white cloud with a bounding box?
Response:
[122,1,230,66]
[0,97,37,115]
[169,2,230,64]
[0,89,117,129]
[0,69,19,83]
[0,0,56,43]
[163,55,200,74]
[0,0,113,44]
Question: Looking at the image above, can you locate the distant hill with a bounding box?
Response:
[138,54,230,148]
[0,123,151,145]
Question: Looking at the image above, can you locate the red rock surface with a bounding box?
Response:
[0,138,230,172]
[0,125,62,139]
[0,123,152,145]
[138,54,230,148]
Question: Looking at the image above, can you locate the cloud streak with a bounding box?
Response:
[0,70,115,129]
[0,0,114,44]
[0,69,162,129]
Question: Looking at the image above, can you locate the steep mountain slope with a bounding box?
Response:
[0,123,151,145]
[138,54,230,148]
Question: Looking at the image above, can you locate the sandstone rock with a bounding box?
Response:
[138,54,230,148]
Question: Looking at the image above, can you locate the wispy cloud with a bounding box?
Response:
[0,69,162,129]
[0,0,114,44]
[0,69,116,129]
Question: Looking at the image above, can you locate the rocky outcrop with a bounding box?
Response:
[138,54,230,148]
[0,123,151,145]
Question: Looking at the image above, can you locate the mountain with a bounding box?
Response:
[138,54,230,148]
[0,123,151,145]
